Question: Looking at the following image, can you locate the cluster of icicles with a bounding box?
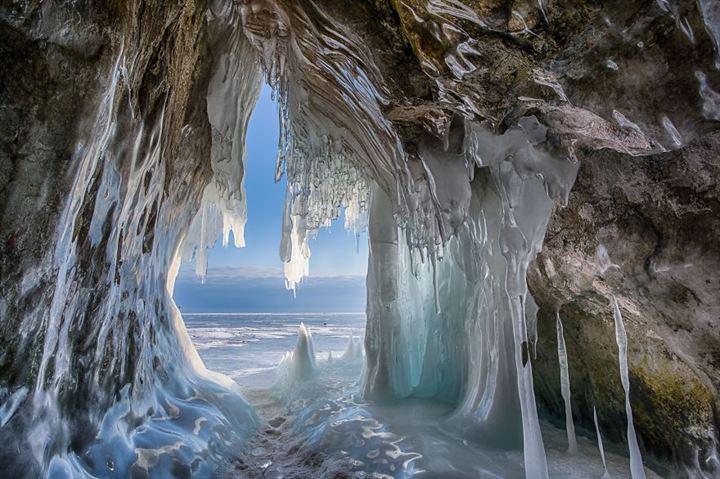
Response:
[555,300,645,478]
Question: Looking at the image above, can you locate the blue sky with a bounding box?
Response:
[200,85,367,276]
[174,85,367,312]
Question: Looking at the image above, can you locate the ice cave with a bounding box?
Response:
[1,0,719,478]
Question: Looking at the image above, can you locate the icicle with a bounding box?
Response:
[537,0,549,24]
[556,312,577,455]
[526,295,540,359]
[612,296,646,479]
[432,255,441,315]
[593,406,611,479]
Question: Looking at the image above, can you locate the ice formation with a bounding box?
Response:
[0,387,28,428]
[5,0,720,476]
[556,312,578,455]
[594,406,612,479]
[181,8,262,281]
[360,119,579,477]
[342,332,363,360]
[612,297,646,479]
[18,32,259,476]
[276,323,317,388]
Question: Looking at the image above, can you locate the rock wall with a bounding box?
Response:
[530,132,720,473]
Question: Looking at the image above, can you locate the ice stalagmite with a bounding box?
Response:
[277,323,318,388]
[594,406,611,478]
[556,312,578,455]
[343,332,362,360]
[612,297,646,478]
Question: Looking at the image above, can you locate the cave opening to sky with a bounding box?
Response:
[172,85,369,391]
[173,85,369,315]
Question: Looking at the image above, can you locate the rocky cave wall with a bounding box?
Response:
[530,132,720,472]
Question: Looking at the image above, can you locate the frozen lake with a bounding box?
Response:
[184,312,366,389]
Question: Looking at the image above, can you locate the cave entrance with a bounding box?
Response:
[172,85,368,397]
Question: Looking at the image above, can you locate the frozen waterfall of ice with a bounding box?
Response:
[21,6,264,475]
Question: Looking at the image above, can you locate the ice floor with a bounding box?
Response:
[188,320,663,479]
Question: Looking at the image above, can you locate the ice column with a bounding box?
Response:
[362,121,579,478]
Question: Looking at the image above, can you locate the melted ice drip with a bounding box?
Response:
[556,312,578,455]
[612,297,646,478]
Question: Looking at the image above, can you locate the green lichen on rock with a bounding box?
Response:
[632,365,715,463]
